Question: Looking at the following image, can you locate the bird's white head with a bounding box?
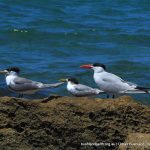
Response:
[0,67,20,76]
[80,63,106,73]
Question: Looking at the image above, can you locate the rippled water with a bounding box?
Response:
[0,0,149,104]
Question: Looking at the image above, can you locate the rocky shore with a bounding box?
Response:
[0,96,149,150]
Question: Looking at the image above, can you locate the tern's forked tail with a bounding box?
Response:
[135,86,150,93]
[39,82,64,89]
[96,89,105,94]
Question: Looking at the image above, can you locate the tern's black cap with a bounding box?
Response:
[68,77,79,84]
[6,67,20,73]
[93,63,106,70]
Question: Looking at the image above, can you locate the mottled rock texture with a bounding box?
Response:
[0,96,149,150]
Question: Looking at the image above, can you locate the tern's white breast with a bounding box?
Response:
[67,82,76,93]
[93,72,103,87]
[6,75,16,86]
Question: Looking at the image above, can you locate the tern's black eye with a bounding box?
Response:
[68,78,79,84]
[93,63,106,70]
[6,67,20,73]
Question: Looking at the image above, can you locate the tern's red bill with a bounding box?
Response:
[80,64,93,69]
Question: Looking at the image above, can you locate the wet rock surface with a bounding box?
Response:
[0,96,149,150]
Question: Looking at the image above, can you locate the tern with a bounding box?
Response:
[80,63,150,98]
[0,67,63,98]
[59,77,104,97]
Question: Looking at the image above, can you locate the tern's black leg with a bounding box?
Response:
[18,94,23,98]
[106,94,109,98]
[112,95,115,99]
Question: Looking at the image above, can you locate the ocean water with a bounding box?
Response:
[0,0,149,104]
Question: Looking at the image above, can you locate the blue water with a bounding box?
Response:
[0,0,149,104]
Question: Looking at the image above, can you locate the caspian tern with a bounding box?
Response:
[0,67,63,98]
[80,63,150,98]
[59,77,104,97]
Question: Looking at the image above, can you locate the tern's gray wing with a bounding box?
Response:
[76,84,96,91]
[121,80,137,87]
[10,77,40,92]
[75,84,103,94]
[14,77,63,89]
[103,72,137,87]
[9,83,39,92]
[102,72,123,83]
[14,77,35,84]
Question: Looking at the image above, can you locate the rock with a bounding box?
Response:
[0,96,149,150]
[119,133,150,150]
